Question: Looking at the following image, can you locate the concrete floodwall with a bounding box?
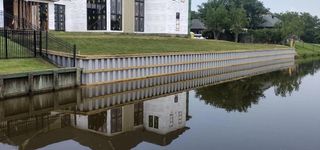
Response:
[1,58,294,115]
[46,49,296,85]
[0,68,81,99]
[78,59,294,112]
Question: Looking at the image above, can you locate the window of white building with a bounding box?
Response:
[135,0,144,32]
[111,108,122,133]
[149,115,159,129]
[176,12,180,31]
[87,0,107,30]
[54,4,65,31]
[111,0,122,31]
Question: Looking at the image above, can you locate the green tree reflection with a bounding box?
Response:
[195,59,320,112]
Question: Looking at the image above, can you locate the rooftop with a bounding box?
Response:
[191,19,206,30]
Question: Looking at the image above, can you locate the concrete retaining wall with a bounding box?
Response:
[1,58,294,114]
[0,68,81,99]
[78,59,294,112]
[46,49,295,85]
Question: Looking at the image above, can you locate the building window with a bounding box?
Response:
[54,4,65,31]
[39,3,49,31]
[148,115,153,127]
[135,0,144,32]
[154,116,159,129]
[111,0,122,31]
[176,12,180,20]
[111,108,122,133]
[88,112,107,133]
[178,111,183,124]
[87,0,107,30]
[176,12,180,31]
[134,102,143,126]
[174,95,179,103]
[149,115,159,129]
[169,114,174,128]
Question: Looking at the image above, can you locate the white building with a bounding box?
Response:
[1,0,190,35]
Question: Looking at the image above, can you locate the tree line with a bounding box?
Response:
[192,0,320,44]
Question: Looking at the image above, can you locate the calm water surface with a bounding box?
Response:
[0,59,320,150]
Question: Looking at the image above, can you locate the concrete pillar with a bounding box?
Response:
[123,0,135,33]
[28,73,34,93]
[76,68,81,86]
[0,78,3,99]
[53,70,59,90]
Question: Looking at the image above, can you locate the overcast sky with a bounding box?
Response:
[192,0,320,17]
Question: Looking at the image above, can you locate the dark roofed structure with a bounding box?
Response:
[191,19,206,34]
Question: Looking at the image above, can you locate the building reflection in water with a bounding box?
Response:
[73,92,189,136]
[0,90,190,150]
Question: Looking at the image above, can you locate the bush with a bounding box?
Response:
[241,28,282,44]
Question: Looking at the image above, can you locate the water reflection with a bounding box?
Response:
[195,58,320,112]
[1,58,320,150]
[0,91,190,150]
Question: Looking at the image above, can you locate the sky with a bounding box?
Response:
[192,0,320,17]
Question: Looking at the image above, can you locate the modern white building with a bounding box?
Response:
[1,0,190,35]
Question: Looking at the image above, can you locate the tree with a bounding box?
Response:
[315,27,320,43]
[230,0,269,29]
[277,12,305,47]
[199,0,230,40]
[190,11,200,19]
[229,6,248,42]
[300,13,320,43]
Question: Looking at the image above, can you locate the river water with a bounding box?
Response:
[0,58,320,150]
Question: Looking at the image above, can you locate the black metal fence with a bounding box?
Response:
[0,28,77,66]
[0,29,36,58]
[0,10,77,67]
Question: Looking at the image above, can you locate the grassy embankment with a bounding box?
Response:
[0,58,55,74]
[295,42,320,58]
[0,37,55,74]
[3,33,317,74]
[50,32,287,55]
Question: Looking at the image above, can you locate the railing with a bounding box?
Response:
[0,10,77,67]
[0,28,77,66]
[43,31,77,67]
[0,29,36,58]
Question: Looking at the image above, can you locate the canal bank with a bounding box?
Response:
[46,48,296,85]
[1,57,296,118]
[0,48,295,99]
[0,68,81,99]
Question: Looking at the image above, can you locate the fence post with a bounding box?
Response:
[46,31,48,56]
[39,31,42,56]
[33,30,37,57]
[4,29,8,59]
[73,44,77,67]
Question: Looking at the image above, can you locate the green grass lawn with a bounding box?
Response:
[51,32,288,55]
[295,42,320,58]
[0,58,56,74]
